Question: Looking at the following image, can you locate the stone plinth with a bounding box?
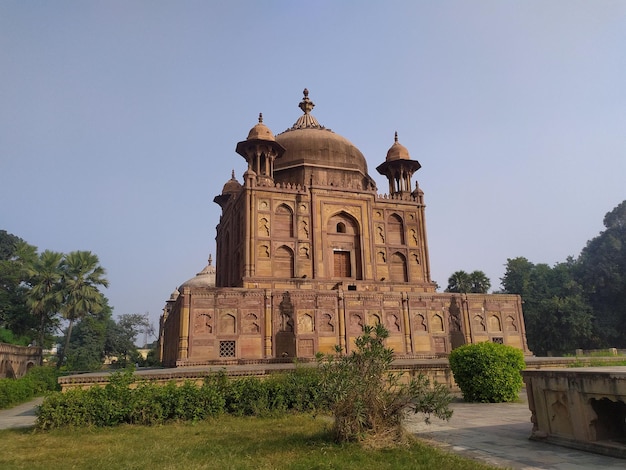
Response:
[523,367,626,459]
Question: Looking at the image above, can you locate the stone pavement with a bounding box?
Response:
[0,397,42,430]
[406,391,626,469]
[2,395,626,469]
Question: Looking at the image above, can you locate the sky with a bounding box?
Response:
[1,1,625,335]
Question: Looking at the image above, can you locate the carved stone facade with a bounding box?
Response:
[0,342,41,378]
[159,90,530,367]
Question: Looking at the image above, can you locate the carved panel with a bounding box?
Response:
[298,312,314,333]
[258,217,270,237]
[319,313,334,333]
[194,312,213,335]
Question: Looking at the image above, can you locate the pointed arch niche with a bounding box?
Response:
[326,212,362,280]
[274,204,294,238]
[273,245,294,278]
[390,252,408,282]
[387,213,405,245]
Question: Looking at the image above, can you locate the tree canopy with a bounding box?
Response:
[445,270,491,294]
[500,199,626,354]
[0,232,40,345]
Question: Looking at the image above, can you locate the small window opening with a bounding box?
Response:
[336,222,346,233]
[219,341,236,357]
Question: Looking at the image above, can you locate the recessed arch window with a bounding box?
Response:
[274,204,294,238]
[273,245,294,278]
[336,222,346,233]
[390,252,408,282]
[387,213,405,245]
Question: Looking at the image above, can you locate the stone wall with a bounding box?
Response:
[161,287,529,367]
[0,342,41,378]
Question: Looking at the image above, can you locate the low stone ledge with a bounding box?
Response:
[523,367,626,459]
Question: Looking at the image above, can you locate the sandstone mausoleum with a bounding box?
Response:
[159,89,530,367]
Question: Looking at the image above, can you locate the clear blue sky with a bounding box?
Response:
[2,1,625,333]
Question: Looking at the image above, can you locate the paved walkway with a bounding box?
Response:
[406,392,626,469]
[2,395,626,469]
[0,397,42,430]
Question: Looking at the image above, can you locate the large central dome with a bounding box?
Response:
[274,89,370,185]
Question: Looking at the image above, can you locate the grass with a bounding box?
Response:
[0,414,496,470]
[568,359,626,368]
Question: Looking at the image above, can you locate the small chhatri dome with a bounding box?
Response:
[386,132,410,161]
[179,255,216,289]
[169,287,179,301]
[246,113,276,141]
[222,169,242,194]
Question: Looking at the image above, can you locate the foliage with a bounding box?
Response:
[57,250,109,368]
[104,313,151,367]
[445,270,491,294]
[36,367,325,429]
[501,257,595,355]
[62,309,153,371]
[0,366,60,409]
[501,258,591,354]
[26,250,64,347]
[500,200,626,353]
[0,327,31,346]
[63,306,112,371]
[576,200,626,348]
[448,342,524,403]
[0,232,39,344]
[317,324,453,444]
[1,232,112,355]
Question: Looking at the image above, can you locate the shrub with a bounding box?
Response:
[25,366,62,394]
[317,324,453,445]
[36,366,321,429]
[448,341,525,403]
[0,366,60,409]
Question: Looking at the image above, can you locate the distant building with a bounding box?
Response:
[159,90,530,367]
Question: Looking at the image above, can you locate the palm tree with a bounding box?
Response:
[57,251,108,369]
[469,270,491,294]
[445,270,492,294]
[26,250,64,349]
[445,271,471,293]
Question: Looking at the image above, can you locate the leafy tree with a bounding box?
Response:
[501,257,594,355]
[445,270,491,293]
[64,305,112,371]
[64,310,152,371]
[0,230,23,260]
[57,251,109,369]
[104,313,151,367]
[576,200,626,347]
[0,233,39,344]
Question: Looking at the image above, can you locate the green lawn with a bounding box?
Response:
[0,414,496,470]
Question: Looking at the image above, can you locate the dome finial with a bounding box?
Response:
[394,131,398,143]
[208,254,212,266]
[258,113,263,123]
[298,88,315,115]
[231,169,235,179]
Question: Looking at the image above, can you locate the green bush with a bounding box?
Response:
[36,367,322,429]
[448,341,525,403]
[24,365,61,394]
[0,366,60,409]
[317,324,453,445]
